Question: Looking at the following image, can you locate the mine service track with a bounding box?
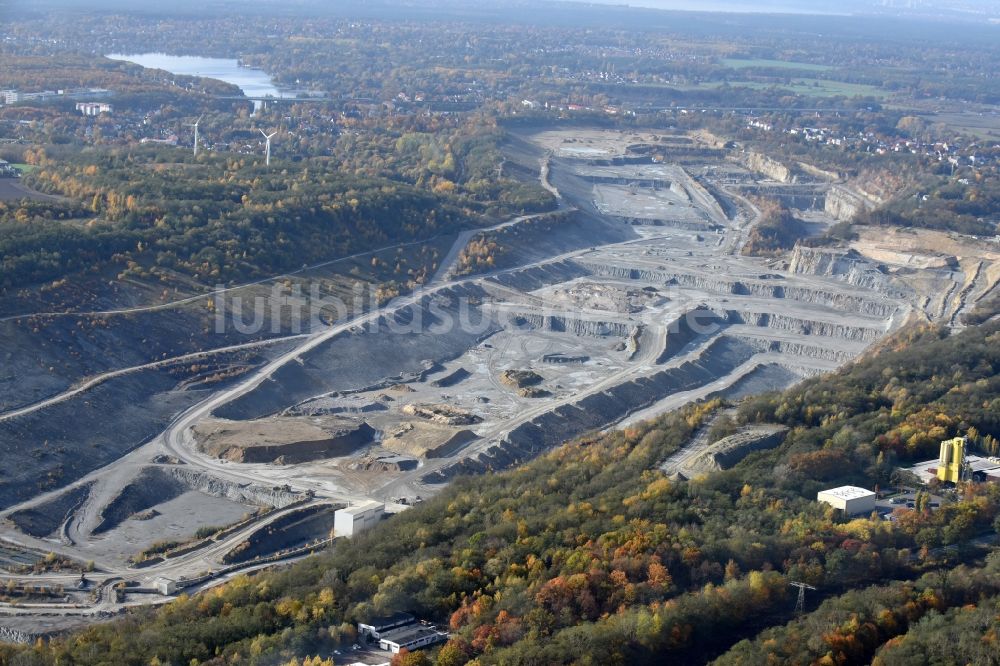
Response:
[156,210,592,493]
[0,335,309,424]
[0,233,457,325]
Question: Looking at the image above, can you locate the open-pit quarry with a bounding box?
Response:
[2,126,996,639]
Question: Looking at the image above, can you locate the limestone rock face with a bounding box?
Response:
[685,426,790,474]
[740,151,793,183]
[401,403,481,426]
[824,185,874,222]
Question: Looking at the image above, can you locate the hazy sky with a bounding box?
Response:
[552,0,1000,16]
[556,1,802,8]
[8,0,1000,19]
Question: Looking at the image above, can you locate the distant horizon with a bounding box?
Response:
[550,0,1000,18]
[9,0,1000,20]
[550,0,850,15]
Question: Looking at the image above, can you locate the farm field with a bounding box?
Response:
[722,58,835,72]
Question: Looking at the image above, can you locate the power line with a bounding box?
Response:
[790,581,817,616]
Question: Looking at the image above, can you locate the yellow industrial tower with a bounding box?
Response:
[937,436,967,484]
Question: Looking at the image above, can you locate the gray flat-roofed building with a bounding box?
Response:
[358,611,415,640]
[378,624,449,654]
[334,501,384,537]
[152,577,178,596]
[817,486,876,515]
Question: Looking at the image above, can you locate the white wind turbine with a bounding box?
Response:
[186,115,203,157]
[259,128,277,167]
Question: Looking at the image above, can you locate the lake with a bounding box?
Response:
[106,53,284,99]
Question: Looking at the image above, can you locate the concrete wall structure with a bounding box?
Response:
[334,501,384,537]
[817,486,876,515]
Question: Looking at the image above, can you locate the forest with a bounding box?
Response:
[0,121,554,291]
[1,319,997,665]
[853,173,1000,237]
[716,556,1000,665]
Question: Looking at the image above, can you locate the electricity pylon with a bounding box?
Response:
[790,581,816,616]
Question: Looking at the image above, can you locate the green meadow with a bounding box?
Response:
[722,57,834,72]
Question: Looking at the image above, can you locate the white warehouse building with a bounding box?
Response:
[152,577,178,596]
[817,486,876,516]
[379,625,449,654]
[334,501,385,537]
[76,102,113,116]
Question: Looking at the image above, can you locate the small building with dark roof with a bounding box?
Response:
[357,612,415,640]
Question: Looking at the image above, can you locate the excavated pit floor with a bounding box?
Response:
[5,127,983,611]
[89,491,252,567]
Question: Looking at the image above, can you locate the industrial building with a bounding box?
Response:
[358,612,416,640]
[817,486,876,515]
[334,501,384,537]
[152,577,178,596]
[76,102,113,116]
[0,88,111,105]
[937,436,967,483]
[907,454,1000,484]
[903,435,1000,485]
[358,612,449,654]
[378,624,449,654]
